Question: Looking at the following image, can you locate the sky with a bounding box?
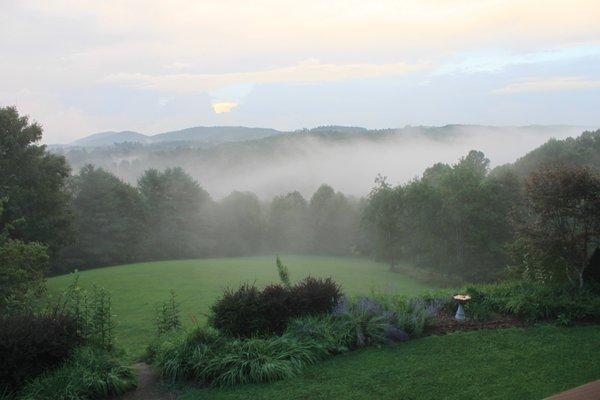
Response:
[1,0,600,143]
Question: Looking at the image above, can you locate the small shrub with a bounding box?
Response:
[209,277,342,338]
[209,284,266,337]
[19,346,136,400]
[0,314,81,390]
[258,284,293,334]
[463,286,494,321]
[155,289,181,335]
[291,277,342,316]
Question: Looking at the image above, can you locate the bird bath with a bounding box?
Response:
[453,294,471,321]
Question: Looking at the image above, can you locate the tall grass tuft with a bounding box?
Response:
[19,346,136,400]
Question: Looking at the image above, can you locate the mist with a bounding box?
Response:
[61,125,591,200]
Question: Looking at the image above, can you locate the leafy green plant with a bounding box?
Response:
[556,313,571,326]
[0,314,81,391]
[56,275,116,350]
[88,285,115,350]
[155,289,181,335]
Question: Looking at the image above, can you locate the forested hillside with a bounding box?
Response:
[52,125,586,198]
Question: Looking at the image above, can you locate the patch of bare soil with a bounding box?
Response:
[426,312,524,336]
[120,363,178,400]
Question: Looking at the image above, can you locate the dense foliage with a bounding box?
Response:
[511,166,600,287]
[152,289,441,388]
[0,107,72,272]
[363,151,519,281]
[461,282,600,323]
[0,274,131,399]
[62,165,146,269]
[0,314,81,390]
[209,277,341,337]
[0,236,48,312]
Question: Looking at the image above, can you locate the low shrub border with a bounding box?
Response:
[152,279,600,390]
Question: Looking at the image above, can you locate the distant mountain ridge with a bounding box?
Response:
[69,126,285,147]
[71,130,152,146]
[68,124,596,148]
[54,124,596,199]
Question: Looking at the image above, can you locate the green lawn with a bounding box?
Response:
[47,255,432,357]
[182,325,600,400]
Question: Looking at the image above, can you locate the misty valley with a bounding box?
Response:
[2,106,600,400]
[3,2,600,397]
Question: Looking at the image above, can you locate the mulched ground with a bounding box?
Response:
[426,312,524,336]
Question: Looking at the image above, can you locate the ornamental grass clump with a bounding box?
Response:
[18,346,136,400]
[154,324,328,387]
[333,297,409,348]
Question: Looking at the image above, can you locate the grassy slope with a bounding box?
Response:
[47,255,432,357]
[183,325,600,400]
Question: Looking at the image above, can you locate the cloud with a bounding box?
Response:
[212,102,238,114]
[163,62,191,70]
[436,44,600,75]
[495,76,600,94]
[102,59,425,93]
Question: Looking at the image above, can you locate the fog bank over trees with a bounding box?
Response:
[54,125,590,199]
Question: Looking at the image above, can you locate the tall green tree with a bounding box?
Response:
[309,184,360,256]
[361,177,405,270]
[362,150,518,282]
[513,166,600,287]
[62,165,146,269]
[0,106,72,272]
[216,191,265,256]
[268,191,310,253]
[138,167,213,259]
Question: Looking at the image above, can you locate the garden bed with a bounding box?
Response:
[426,312,523,336]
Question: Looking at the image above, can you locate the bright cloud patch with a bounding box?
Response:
[495,76,600,94]
[212,102,238,114]
[103,60,424,93]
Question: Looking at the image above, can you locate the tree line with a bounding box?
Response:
[363,146,600,286]
[61,165,361,271]
[2,105,600,309]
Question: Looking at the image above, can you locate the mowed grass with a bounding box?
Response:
[182,325,600,400]
[47,255,432,357]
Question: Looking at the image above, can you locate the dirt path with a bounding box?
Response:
[121,363,178,400]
